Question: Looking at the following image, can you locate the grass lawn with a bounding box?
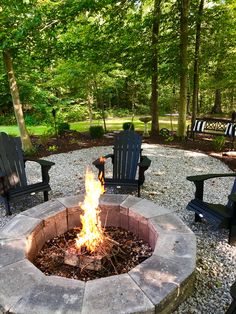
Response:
[0,116,181,136]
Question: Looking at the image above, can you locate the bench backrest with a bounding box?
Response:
[0,132,27,190]
[193,118,235,137]
[112,130,142,181]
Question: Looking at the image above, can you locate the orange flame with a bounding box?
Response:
[76,168,105,253]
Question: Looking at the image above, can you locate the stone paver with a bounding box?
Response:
[129,255,195,313]
[0,195,196,314]
[0,238,26,269]
[82,273,155,314]
[11,276,85,314]
[0,259,44,312]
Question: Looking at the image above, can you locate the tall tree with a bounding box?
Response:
[178,0,189,137]
[3,50,32,151]
[0,0,39,150]
[151,0,162,136]
[191,0,204,132]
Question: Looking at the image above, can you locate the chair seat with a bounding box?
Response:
[104,178,139,187]
[8,182,51,200]
[187,198,233,226]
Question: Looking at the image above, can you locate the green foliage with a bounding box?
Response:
[57,122,70,135]
[25,114,39,126]
[122,122,135,131]
[48,145,58,152]
[212,136,226,151]
[37,132,52,146]
[0,114,16,125]
[23,145,38,157]
[89,125,104,139]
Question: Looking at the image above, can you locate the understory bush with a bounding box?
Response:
[89,125,104,139]
[57,122,70,134]
[212,136,226,151]
[122,122,135,131]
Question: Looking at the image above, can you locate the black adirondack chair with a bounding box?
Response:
[186,173,236,245]
[0,132,55,215]
[226,281,236,314]
[93,130,151,197]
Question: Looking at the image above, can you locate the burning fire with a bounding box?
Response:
[76,168,105,253]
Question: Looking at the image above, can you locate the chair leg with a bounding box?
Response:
[137,186,140,197]
[195,213,202,222]
[43,191,49,202]
[225,300,236,314]
[3,198,12,215]
[228,223,236,246]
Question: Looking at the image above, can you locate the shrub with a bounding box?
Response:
[57,122,70,135]
[122,122,135,131]
[212,136,226,151]
[89,125,104,139]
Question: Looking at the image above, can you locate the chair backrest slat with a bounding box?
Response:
[0,132,27,189]
[113,130,142,181]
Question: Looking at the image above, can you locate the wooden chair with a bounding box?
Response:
[186,173,236,245]
[0,132,55,215]
[93,130,151,197]
[226,281,236,314]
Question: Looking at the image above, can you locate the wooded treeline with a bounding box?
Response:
[0,0,235,149]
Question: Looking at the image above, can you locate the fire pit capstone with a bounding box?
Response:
[0,194,196,314]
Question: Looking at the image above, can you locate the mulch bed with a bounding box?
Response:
[31,130,236,172]
[33,226,152,281]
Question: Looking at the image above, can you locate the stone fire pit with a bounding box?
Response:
[0,194,196,314]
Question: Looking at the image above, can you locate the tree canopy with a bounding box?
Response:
[0,0,235,140]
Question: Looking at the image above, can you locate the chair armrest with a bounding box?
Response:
[24,157,55,167]
[138,156,151,185]
[93,154,114,181]
[24,157,55,184]
[187,173,236,182]
[93,154,113,167]
[187,173,236,201]
[139,156,151,168]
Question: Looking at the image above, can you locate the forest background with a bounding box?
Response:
[0,0,235,151]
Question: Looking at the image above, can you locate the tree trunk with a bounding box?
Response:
[212,89,222,114]
[87,93,94,126]
[150,0,161,136]
[2,49,33,152]
[191,0,204,133]
[177,0,189,138]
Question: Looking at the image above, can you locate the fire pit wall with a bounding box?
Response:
[0,194,196,314]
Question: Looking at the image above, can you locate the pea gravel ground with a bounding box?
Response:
[0,144,235,314]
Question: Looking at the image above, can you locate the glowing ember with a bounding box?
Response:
[75,168,105,253]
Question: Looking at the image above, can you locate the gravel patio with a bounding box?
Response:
[0,143,235,313]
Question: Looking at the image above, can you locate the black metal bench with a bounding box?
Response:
[187,116,236,146]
